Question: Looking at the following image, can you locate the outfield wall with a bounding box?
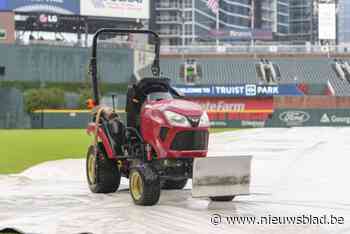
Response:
[267,109,350,127]
[29,108,350,129]
[2,88,350,129]
[0,88,30,128]
[30,111,127,129]
[27,96,350,129]
[209,96,350,128]
[274,96,350,109]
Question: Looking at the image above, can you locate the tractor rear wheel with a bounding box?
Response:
[129,164,161,206]
[209,196,235,202]
[161,178,188,190]
[86,145,121,193]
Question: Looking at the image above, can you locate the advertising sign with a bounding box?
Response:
[320,113,350,125]
[175,84,279,97]
[209,120,266,128]
[278,110,311,126]
[209,29,273,41]
[267,109,350,127]
[189,98,273,113]
[39,14,58,23]
[319,3,336,40]
[188,98,273,127]
[36,13,60,28]
[81,0,150,19]
[175,84,304,97]
[7,0,80,15]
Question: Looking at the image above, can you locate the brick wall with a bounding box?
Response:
[0,12,15,44]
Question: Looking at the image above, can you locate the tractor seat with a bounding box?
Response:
[107,117,126,156]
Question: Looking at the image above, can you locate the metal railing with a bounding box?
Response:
[160,45,350,55]
[12,39,350,56]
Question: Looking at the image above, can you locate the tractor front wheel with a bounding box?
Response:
[86,145,121,193]
[129,164,161,206]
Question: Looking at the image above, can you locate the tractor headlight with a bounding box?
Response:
[164,111,191,127]
[199,112,210,127]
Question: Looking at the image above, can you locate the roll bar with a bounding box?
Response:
[90,28,161,105]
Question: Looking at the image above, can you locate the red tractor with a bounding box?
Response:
[86,29,252,206]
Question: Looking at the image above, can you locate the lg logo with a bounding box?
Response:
[39,14,58,24]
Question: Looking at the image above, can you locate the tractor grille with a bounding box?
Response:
[170,130,209,151]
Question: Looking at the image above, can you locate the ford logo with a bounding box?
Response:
[279,111,310,124]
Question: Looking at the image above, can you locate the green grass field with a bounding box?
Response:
[0,128,240,174]
[0,130,90,174]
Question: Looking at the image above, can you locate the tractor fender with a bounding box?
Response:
[87,123,116,160]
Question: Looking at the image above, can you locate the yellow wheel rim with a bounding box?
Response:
[88,154,96,184]
[131,171,143,201]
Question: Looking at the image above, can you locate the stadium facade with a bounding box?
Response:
[150,0,290,45]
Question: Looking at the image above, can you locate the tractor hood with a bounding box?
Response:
[148,99,203,117]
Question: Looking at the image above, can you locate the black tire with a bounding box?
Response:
[210,196,235,202]
[86,145,121,193]
[161,178,188,190]
[129,164,161,206]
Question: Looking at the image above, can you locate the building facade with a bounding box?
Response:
[338,0,350,45]
[151,0,290,46]
[288,0,318,43]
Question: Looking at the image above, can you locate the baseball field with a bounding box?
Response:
[0,128,238,174]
